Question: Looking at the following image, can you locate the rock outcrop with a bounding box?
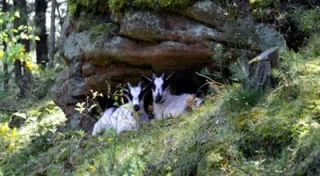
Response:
[53,0,286,130]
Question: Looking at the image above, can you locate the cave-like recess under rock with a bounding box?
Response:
[52,0,286,131]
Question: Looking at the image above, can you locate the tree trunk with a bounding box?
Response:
[13,60,22,91]
[13,0,32,98]
[48,0,56,66]
[2,0,9,91]
[35,0,48,67]
[3,61,9,91]
[56,1,63,30]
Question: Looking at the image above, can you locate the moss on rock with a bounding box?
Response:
[69,0,195,16]
[249,0,279,9]
[68,0,109,17]
[133,0,193,10]
[89,23,118,42]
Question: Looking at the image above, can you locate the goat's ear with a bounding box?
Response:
[165,72,176,81]
[127,82,132,89]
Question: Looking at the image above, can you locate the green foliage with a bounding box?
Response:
[249,0,279,8]
[0,11,40,94]
[89,23,118,42]
[291,125,320,175]
[239,111,295,157]
[75,90,104,118]
[108,0,127,12]
[0,11,38,64]
[249,0,280,22]
[224,34,320,174]
[69,0,193,14]
[0,101,66,174]
[0,123,19,155]
[68,0,78,16]
[118,155,146,176]
[0,91,14,103]
[289,8,320,35]
[133,0,192,10]
[301,34,320,57]
[68,0,109,16]
[0,64,67,173]
[223,84,262,112]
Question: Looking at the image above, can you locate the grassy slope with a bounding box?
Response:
[1,35,320,175]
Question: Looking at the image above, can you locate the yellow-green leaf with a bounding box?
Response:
[0,50,4,60]
[14,11,20,18]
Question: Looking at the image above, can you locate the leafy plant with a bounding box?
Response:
[289,8,320,35]
[0,11,40,92]
[75,90,104,115]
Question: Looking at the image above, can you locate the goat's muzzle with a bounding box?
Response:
[155,95,163,103]
[133,104,140,111]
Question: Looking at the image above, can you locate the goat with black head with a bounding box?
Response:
[143,73,204,120]
[152,73,174,104]
[92,82,150,135]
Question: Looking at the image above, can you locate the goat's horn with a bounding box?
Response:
[166,72,176,80]
[123,94,131,102]
[142,75,152,82]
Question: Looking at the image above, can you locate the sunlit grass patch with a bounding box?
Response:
[72,101,222,175]
[0,101,66,175]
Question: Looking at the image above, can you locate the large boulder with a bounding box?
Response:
[53,0,286,131]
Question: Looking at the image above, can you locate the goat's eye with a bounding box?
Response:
[151,84,155,90]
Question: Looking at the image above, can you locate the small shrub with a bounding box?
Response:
[0,123,20,154]
[249,0,279,8]
[117,155,146,175]
[108,0,127,12]
[240,115,295,158]
[289,9,320,35]
[301,34,320,57]
[291,125,320,175]
[223,85,262,112]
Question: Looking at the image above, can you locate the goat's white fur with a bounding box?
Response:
[92,107,116,136]
[92,84,148,135]
[152,75,204,120]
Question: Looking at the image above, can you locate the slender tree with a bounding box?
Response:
[2,0,9,91]
[48,0,56,65]
[56,1,64,29]
[13,0,32,98]
[35,0,48,67]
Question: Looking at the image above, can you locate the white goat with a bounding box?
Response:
[144,73,204,120]
[92,82,149,135]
